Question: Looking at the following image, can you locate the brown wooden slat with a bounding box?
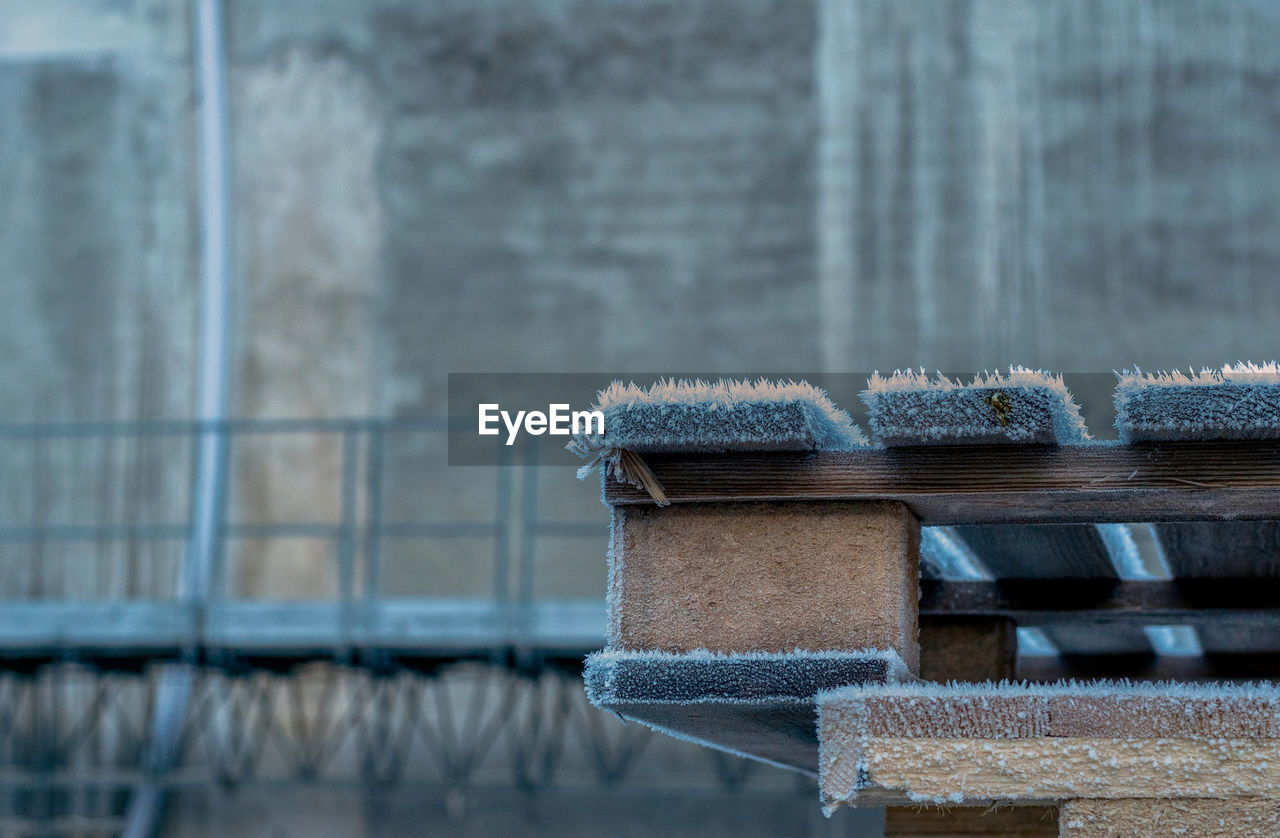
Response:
[1194,627,1280,655]
[1018,653,1280,682]
[919,616,1016,682]
[954,525,1115,578]
[604,443,1280,524]
[920,579,1280,629]
[951,525,1152,653]
[1154,521,1280,577]
[1039,625,1153,655]
[1153,521,1280,652]
[885,805,1058,837]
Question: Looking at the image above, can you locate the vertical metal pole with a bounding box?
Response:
[124,0,233,834]
[517,441,539,607]
[337,427,358,658]
[511,441,538,661]
[493,439,513,639]
[362,426,384,605]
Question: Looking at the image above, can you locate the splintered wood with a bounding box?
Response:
[820,684,1280,818]
[608,500,920,671]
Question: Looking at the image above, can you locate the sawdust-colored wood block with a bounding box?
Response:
[885,805,1058,837]
[1059,799,1280,837]
[819,684,1280,810]
[919,616,1016,682]
[608,500,919,671]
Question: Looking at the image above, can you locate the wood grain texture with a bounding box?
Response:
[1059,799,1280,838]
[824,738,1280,809]
[604,443,1280,524]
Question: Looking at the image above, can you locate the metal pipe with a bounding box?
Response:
[124,0,233,834]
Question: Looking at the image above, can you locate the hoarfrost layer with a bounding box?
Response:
[862,367,1090,446]
[568,378,867,464]
[586,648,913,706]
[1115,362,1280,442]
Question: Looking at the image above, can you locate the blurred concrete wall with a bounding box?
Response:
[225,0,1280,409]
[0,0,193,596]
[6,0,1280,594]
[232,0,1280,602]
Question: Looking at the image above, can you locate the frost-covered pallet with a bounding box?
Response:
[819,681,1280,834]
[1117,365,1280,658]
[862,368,1090,446]
[568,373,1280,830]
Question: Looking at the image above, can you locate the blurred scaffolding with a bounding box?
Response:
[0,420,843,836]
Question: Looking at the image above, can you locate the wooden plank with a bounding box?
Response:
[1194,627,1280,655]
[885,805,1057,837]
[953,526,1115,578]
[920,578,1280,628]
[829,739,1280,807]
[585,652,903,775]
[604,443,1280,524]
[1153,522,1280,652]
[1039,625,1154,655]
[825,686,1280,741]
[1017,653,1280,682]
[950,525,1152,653]
[820,684,1280,809]
[1155,521,1280,577]
[918,616,1015,682]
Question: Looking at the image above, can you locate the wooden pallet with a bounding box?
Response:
[587,441,1280,835]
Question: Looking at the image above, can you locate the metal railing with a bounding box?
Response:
[0,419,833,838]
[0,418,608,668]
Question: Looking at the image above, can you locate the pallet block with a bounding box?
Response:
[589,498,921,771]
[918,616,1016,684]
[608,500,920,672]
